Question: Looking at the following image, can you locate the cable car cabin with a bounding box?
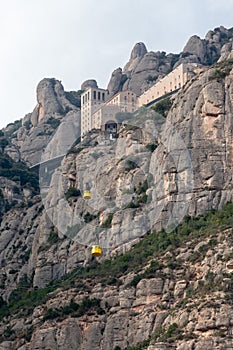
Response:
[91,245,102,257]
[83,190,91,199]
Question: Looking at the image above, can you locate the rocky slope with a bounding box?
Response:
[1,25,233,350]
[0,204,233,350]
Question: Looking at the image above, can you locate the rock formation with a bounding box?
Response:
[182,35,207,63]
[4,78,81,166]
[107,26,233,97]
[1,25,233,350]
[107,67,124,97]
[81,79,98,91]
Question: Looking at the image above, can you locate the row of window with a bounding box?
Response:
[82,91,106,104]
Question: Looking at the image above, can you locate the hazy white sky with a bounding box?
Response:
[1,0,233,128]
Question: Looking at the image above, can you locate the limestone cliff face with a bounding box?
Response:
[1,26,233,350]
[6,78,81,166]
[31,78,79,125]
[160,62,233,217]
[6,58,232,296]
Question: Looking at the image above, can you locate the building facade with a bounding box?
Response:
[81,87,108,138]
[80,63,199,138]
[138,63,199,107]
[92,91,138,131]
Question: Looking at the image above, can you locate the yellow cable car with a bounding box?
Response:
[83,190,91,199]
[91,245,102,257]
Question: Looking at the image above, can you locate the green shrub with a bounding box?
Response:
[65,187,81,200]
[129,274,142,287]
[136,194,148,205]
[125,201,140,209]
[155,323,182,343]
[146,75,157,83]
[25,325,34,342]
[13,186,20,194]
[4,119,22,137]
[125,338,150,350]
[46,117,61,129]
[48,231,60,244]
[125,160,138,172]
[135,180,148,195]
[145,143,157,152]
[43,297,104,321]
[0,153,39,192]
[43,308,60,321]
[151,98,172,117]
[3,326,15,340]
[0,137,9,151]
[83,212,97,223]
[128,260,162,287]
[101,213,113,228]
[67,146,85,155]
[65,90,82,108]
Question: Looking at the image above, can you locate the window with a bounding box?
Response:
[88,92,90,100]
[93,91,96,99]
[83,96,85,104]
[102,93,105,101]
[98,91,101,100]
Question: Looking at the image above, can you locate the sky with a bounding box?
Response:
[1,0,233,128]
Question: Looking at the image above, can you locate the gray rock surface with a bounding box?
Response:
[107,26,233,98]
[1,25,233,350]
[1,227,233,349]
[183,35,207,63]
[81,79,98,90]
[107,67,124,97]
[6,78,81,166]
[123,42,148,72]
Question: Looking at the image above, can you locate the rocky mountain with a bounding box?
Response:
[0,25,233,349]
[107,25,233,97]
